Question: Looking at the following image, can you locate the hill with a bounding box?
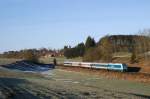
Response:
[100,35,150,53]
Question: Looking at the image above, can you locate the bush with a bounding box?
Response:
[24,51,39,63]
[130,51,138,63]
[83,47,102,62]
[83,36,113,62]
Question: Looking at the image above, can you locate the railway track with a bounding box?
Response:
[58,65,150,83]
[58,65,149,74]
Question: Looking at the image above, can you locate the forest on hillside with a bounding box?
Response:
[64,30,150,63]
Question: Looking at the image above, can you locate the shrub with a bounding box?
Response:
[24,51,39,63]
[83,47,102,62]
[130,50,138,63]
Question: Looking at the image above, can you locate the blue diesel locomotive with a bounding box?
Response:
[64,62,128,72]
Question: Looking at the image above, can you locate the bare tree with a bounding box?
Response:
[137,29,150,64]
[100,36,113,62]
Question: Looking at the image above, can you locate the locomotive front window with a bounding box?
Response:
[123,64,127,69]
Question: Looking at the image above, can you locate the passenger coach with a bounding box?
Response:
[64,62,128,72]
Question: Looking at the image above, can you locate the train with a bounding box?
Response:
[64,62,128,72]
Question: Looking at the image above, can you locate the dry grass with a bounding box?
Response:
[58,66,150,83]
[112,56,150,73]
[0,58,150,98]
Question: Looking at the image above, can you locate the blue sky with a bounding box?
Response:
[0,0,150,52]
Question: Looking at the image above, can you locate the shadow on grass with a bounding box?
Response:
[0,77,77,99]
[1,60,55,72]
[127,67,141,72]
[0,77,39,99]
[131,93,150,99]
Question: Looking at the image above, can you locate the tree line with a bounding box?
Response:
[64,30,150,63]
[1,29,150,63]
[63,36,96,58]
[0,48,63,63]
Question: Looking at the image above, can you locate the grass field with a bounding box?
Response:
[0,58,150,99]
[0,67,150,99]
[39,56,82,64]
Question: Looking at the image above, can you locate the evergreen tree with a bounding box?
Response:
[85,36,96,50]
[63,43,85,58]
[76,43,85,57]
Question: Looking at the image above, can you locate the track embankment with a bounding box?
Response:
[58,65,150,83]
